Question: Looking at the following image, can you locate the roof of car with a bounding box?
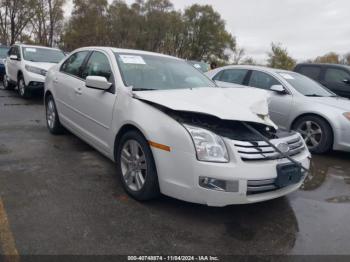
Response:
[216,65,292,74]
[75,46,182,60]
[296,63,350,70]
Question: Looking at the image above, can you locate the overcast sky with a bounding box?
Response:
[65,0,350,63]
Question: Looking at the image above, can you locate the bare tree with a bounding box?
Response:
[0,0,35,45]
[31,0,66,46]
[232,46,245,65]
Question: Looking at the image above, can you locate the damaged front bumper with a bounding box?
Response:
[153,132,311,207]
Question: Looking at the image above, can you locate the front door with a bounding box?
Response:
[247,70,293,129]
[73,51,117,153]
[322,67,350,98]
[7,46,21,82]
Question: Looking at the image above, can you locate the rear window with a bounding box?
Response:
[297,66,321,80]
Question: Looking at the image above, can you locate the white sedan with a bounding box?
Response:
[44,47,310,206]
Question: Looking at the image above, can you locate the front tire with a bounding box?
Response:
[17,74,30,98]
[45,95,64,135]
[116,130,160,201]
[293,115,333,154]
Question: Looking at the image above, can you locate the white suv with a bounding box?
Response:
[3,44,65,98]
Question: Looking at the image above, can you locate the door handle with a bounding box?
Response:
[75,88,82,95]
[53,78,59,84]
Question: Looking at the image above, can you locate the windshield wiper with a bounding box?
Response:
[132,87,157,91]
[305,94,322,97]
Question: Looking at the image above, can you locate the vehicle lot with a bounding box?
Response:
[0,86,350,255]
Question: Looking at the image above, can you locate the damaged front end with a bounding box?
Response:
[165,109,306,162]
[133,87,309,170]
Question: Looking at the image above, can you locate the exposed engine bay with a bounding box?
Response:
[145,100,293,142]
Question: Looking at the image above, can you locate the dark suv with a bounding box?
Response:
[294,63,350,98]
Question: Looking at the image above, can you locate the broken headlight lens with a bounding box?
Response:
[184,124,229,163]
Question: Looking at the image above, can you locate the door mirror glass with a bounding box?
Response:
[10,55,18,60]
[270,85,286,94]
[85,76,112,90]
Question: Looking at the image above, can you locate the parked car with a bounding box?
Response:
[187,60,210,73]
[0,45,9,81]
[44,47,310,206]
[3,44,65,98]
[206,65,350,154]
[294,63,350,99]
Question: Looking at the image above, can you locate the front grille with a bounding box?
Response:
[247,179,277,195]
[233,133,305,161]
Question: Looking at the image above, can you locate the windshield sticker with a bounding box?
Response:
[25,48,37,52]
[280,73,294,80]
[120,55,146,65]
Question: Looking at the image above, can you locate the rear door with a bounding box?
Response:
[213,69,249,88]
[321,67,350,98]
[247,70,294,129]
[54,50,91,129]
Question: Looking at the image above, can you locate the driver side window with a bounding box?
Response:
[248,71,280,90]
[81,51,113,82]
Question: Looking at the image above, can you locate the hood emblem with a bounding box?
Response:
[277,143,290,154]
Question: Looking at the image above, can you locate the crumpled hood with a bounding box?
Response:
[133,87,277,127]
[309,96,350,111]
[25,61,57,71]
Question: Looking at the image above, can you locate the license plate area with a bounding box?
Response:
[275,163,302,188]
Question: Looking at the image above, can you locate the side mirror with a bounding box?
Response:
[85,76,112,90]
[9,55,18,60]
[343,79,350,85]
[270,85,287,94]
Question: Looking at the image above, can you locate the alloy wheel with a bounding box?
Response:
[18,79,25,96]
[297,120,323,149]
[46,99,56,129]
[120,140,147,192]
[3,75,8,88]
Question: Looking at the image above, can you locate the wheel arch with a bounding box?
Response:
[290,113,334,146]
[44,90,53,104]
[113,124,149,162]
[17,70,23,79]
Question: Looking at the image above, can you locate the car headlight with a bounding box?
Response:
[184,124,229,163]
[25,65,47,76]
[343,112,350,121]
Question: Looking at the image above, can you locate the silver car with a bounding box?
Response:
[206,65,350,154]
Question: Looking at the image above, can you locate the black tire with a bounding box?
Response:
[45,95,64,135]
[3,74,14,90]
[17,74,30,98]
[116,130,160,201]
[293,115,333,154]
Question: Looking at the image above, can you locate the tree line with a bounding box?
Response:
[0,0,349,69]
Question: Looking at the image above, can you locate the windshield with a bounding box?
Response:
[115,53,215,90]
[0,47,9,59]
[278,71,335,97]
[22,47,65,63]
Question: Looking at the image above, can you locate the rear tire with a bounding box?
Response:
[293,115,333,154]
[45,95,64,135]
[3,74,14,90]
[17,74,30,98]
[116,130,160,201]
